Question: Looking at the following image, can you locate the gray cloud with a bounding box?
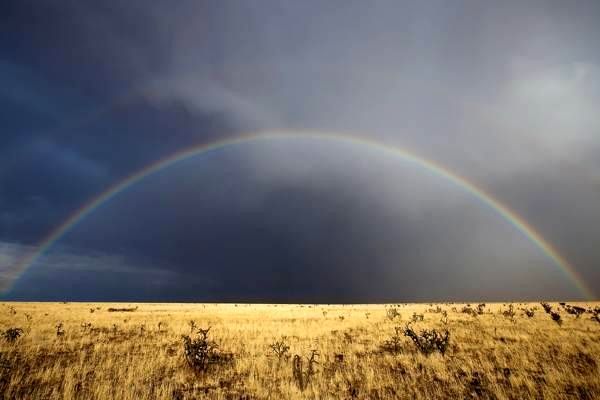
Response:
[2,0,599,300]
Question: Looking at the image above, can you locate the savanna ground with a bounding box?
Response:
[0,302,599,399]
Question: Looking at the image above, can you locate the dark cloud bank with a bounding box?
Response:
[1,1,599,301]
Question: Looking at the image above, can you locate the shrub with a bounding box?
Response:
[427,306,444,314]
[270,337,290,360]
[2,328,24,343]
[403,324,450,356]
[107,306,138,312]
[411,312,424,322]
[182,327,233,373]
[476,304,486,315]
[541,302,553,314]
[56,322,65,337]
[440,311,449,325]
[541,302,562,325]
[292,350,319,391]
[502,305,516,321]
[550,311,562,326]
[589,307,600,323]
[386,308,401,321]
[188,320,197,333]
[522,308,535,318]
[564,305,586,319]
[381,326,403,354]
[461,305,478,317]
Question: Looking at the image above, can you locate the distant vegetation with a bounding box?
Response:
[0,301,598,399]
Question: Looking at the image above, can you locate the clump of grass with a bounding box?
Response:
[2,328,24,343]
[403,323,450,356]
[292,350,319,391]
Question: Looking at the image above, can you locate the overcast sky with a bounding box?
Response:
[1,1,599,301]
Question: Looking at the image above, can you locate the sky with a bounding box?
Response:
[1,1,599,302]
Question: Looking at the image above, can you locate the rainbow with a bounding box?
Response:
[6,131,595,299]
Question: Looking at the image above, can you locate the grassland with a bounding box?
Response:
[0,302,598,399]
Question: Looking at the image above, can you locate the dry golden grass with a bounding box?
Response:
[0,302,598,399]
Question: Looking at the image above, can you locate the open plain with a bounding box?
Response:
[0,302,598,399]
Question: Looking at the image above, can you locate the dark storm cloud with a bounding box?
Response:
[1,1,599,300]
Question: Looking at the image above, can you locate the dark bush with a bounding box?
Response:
[270,337,290,360]
[182,327,233,373]
[292,350,319,391]
[386,308,401,321]
[2,328,23,343]
[564,305,586,319]
[107,306,138,312]
[381,326,403,354]
[403,324,450,356]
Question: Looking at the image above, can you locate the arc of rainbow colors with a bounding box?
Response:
[6,131,595,299]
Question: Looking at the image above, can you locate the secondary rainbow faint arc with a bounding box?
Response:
[7,131,595,299]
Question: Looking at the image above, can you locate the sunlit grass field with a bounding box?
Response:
[0,302,598,399]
